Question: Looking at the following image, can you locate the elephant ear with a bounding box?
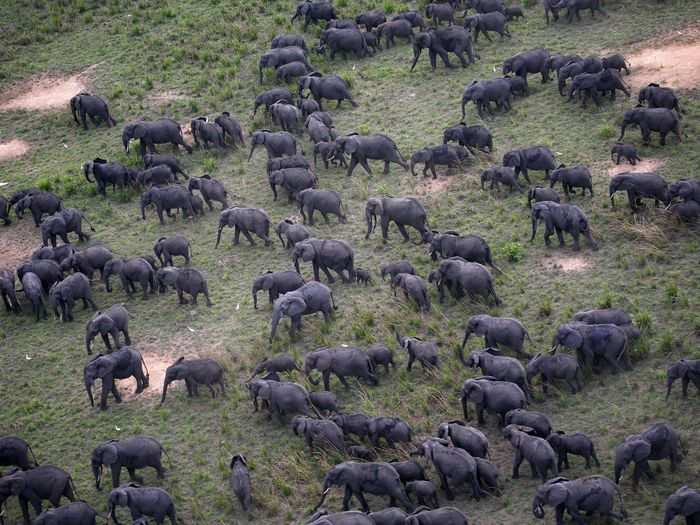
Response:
[10,476,26,495]
[102,443,119,465]
[467,383,484,404]
[545,483,569,506]
[132,124,147,139]
[96,359,114,378]
[343,137,359,154]
[631,439,652,462]
[561,328,583,349]
[284,296,307,317]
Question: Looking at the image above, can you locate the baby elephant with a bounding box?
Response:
[481,166,522,193]
[230,454,252,512]
[85,304,131,354]
[367,343,396,373]
[549,164,593,199]
[610,143,641,165]
[153,235,192,267]
[406,480,439,508]
[161,357,225,404]
[547,431,600,470]
[396,333,439,371]
[348,445,376,461]
[391,273,430,313]
[310,390,338,414]
[354,267,373,286]
[156,266,212,307]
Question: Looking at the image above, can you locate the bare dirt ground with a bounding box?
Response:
[413,176,454,195]
[608,158,665,177]
[147,90,185,105]
[541,255,591,273]
[0,139,30,161]
[0,74,87,112]
[0,221,40,271]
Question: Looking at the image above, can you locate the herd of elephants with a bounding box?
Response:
[1,0,699,523]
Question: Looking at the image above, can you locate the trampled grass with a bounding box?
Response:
[1,0,700,523]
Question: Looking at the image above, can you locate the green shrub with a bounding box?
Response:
[500,242,524,263]
[598,124,615,140]
[597,288,613,309]
[203,157,217,172]
[522,0,537,7]
[665,283,679,304]
[659,332,674,354]
[37,177,52,191]
[538,298,552,318]
[383,0,397,14]
[635,310,653,335]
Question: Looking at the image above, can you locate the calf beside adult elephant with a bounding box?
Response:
[259,46,310,84]
[299,73,357,110]
[85,304,131,354]
[666,358,700,399]
[107,485,176,525]
[461,376,527,425]
[618,107,682,146]
[252,270,305,309]
[429,257,501,305]
[462,348,529,397]
[609,172,669,211]
[14,191,62,227]
[292,238,355,283]
[276,218,311,248]
[49,272,97,322]
[84,158,135,196]
[248,130,300,160]
[552,322,629,373]
[141,185,194,224]
[429,231,500,272]
[160,357,225,403]
[365,197,430,243]
[503,146,556,183]
[40,208,94,247]
[156,266,212,307]
[663,486,700,525]
[410,144,468,178]
[188,175,228,210]
[91,436,166,490]
[297,189,347,225]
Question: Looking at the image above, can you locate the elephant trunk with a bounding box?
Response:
[530,216,538,241]
[247,143,257,162]
[613,459,625,484]
[461,329,471,352]
[409,159,417,177]
[312,484,331,513]
[410,46,422,72]
[618,122,627,142]
[293,253,301,274]
[252,284,261,309]
[532,500,545,519]
[461,392,469,420]
[85,332,93,355]
[215,223,225,248]
[304,362,320,386]
[364,209,376,240]
[160,379,171,404]
[92,462,102,490]
[84,163,94,183]
[140,198,147,220]
[269,308,283,342]
[85,379,95,407]
[662,507,675,525]
[122,131,131,153]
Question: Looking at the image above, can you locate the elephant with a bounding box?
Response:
[405,481,438,508]
[0,466,76,525]
[20,272,47,321]
[122,119,191,156]
[17,259,63,294]
[526,353,582,394]
[33,501,100,525]
[0,437,37,471]
[410,144,468,178]
[410,27,479,71]
[330,413,372,441]
[610,143,640,165]
[292,416,345,450]
[461,315,530,357]
[543,0,561,24]
[273,33,307,49]
[504,74,528,97]
[292,238,355,283]
[214,112,245,149]
[367,344,395,373]
[505,6,525,20]
[425,3,455,25]
[566,70,630,107]
[91,437,165,490]
[132,165,176,189]
[299,73,357,110]
[475,457,500,495]
[669,179,700,204]
[544,54,581,78]
[437,421,490,458]
[304,346,377,390]
[268,153,311,175]
[269,281,336,341]
[32,244,76,264]
[259,46,310,84]
[388,460,426,486]
[310,390,338,414]
[365,197,429,243]
[613,422,683,486]
[530,201,598,251]
[276,61,313,83]
[609,172,669,211]
[405,507,469,525]
[462,348,529,397]
[143,153,188,178]
[413,439,480,501]
[553,322,630,373]
[305,114,336,144]
[140,185,194,224]
[48,272,97,322]
[602,53,630,75]
[670,200,700,222]
[313,140,346,169]
[532,475,626,525]
[187,175,228,211]
[84,158,135,196]
[299,97,321,118]
[85,304,131,354]
[102,257,155,299]
[504,408,552,438]
[527,186,560,208]
[502,48,550,84]
[247,379,319,419]
[618,107,682,146]
[558,0,607,23]
[480,166,522,193]
[572,308,640,341]
[666,359,700,399]
[70,93,116,129]
[663,486,700,525]
[248,130,299,160]
[638,83,682,115]
[292,0,337,30]
[369,508,408,525]
[464,12,510,42]
[230,455,252,512]
[313,461,413,512]
[190,117,225,149]
[84,346,149,410]
[41,208,94,247]
[0,195,10,226]
[160,357,225,403]
[153,235,191,267]
[337,133,408,177]
[276,219,311,248]
[356,10,386,30]
[443,123,493,154]
[396,334,439,370]
[354,267,372,285]
[250,353,300,379]
[547,431,599,470]
[270,101,302,134]
[393,11,426,30]
[308,510,376,525]
[391,273,431,313]
[318,28,368,59]
[156,266,212,306]
[549,165,593,199]
[429,258,500,305]
[461,78,512,119]
[557,58,602,96]
[108,485,176,525]
[216,206,272,247]
[380,261,415,281]
[252,270,305,309]
[0,271,21,314]
[14,191,62,227]
[461,376,527,425]
[253,87,295,116]
[503,424,558,482]
[429,231,500,271]
[269,167,316,202]
[503,146,556,183]
[465,0,505,13]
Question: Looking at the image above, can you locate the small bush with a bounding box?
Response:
[522,0,537,7]
[659,332,674,354]
[635,310,653,335]
[538,298,552,318]
[500,241,524,263]
[665,283,679,304]
[383,0,397,13]
[597,288,613,309]
[203,157,217,172]
[598,124,615,140]
[37,177,52,191]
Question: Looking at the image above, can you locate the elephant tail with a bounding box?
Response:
[330,290,338,310]
[524,330,533,344]
[140,354,150,386]
[81,213,96,232]
[26,443,39,466]
[188,242,194,259]
[68,475,81,501]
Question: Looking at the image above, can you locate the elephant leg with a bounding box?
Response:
[233,225,241,245]
[336,373,351,389]
[320,265,335,283]
[383,160,390,175]
[407,355,415,371]
[346,156,358,177]
[321,212,330,224]
[127,467,144,484]
[359,157,373,175]
[342,486,353,511]
[323,370,331,391]
[512,451,523,478]
[207,384,216,398]
[396,224,411,242]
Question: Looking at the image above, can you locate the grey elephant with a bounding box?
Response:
[305,113,336,144]
[663,486,700,525]
[366,344,395,373]
[276,61,312,83]
[480,166,522,193]
[188,175,228,210]
[0,270,21,314]
[248,379,319,420]
[462,348,529,398]
[462,78,512,119]
[248,130,299,160]
[413,439,480,501]
[466,0,505,13]
[610,143,640,165]
[547,431,599,470]
[405,481,438,508]
[33,501,100,525]
[313,140,346,169]
[330,413,372,441]
[475,457,500,495]
[425,2,455,25]
[437,421,489,458]
[380,261,415,281]
[85,304,131,354]
[70,92,116,129]
[60,245,114,280]
[572,308,640,341]
[318,27,368,60]
[21,272,48,321]
[502,48,550,85]
[465,12,510,42]
[132,165,176,189]
[0,437,37,471]
[429,232,500,272]
[389,459,427,485]
[40,208,93,247]
[336,133,408,176]
[153,235,191,267]
[14,191,62,227]
[638,83,682,114]
[190,117,225,149]
[531,201,598,251]
[410,144,468,179]
[369,507,408,525]
[365,197,430,243]
[270,101,302,133]
[304,347,377,390]
[668,179,700,204]
[252,270,305,309]
[292,415,345,451]
[503,146,556,183]
[410,27,479,72]
[503,424,558,482]
[393,10,426,30]
[504,408,552,438]
[253,87,295,116]
[291,1,338,30]
[216,206,272,247]
[526,352,582,394]
[461,376,527,425]
[396,334,438,370]
[156,266,212,306]
[32,244,76,264]
[666,358,700,399]
[84,347,149,410]
[214,112,245,148]
[462,315,531,358]
[391,273,431,313]
[549,165,593,199]
[0,195,11,226]
[276,219,311,248]
[297,188,347,225]
[292,238,354,283]
[258,46,310,84]
[102,257,155,299]
[553,322,629,373]
[140,185,194,224]
[143,153,188,179]
[299,73,357,110]
[17,259,63,294]
[375,19,414,48]
[442,123,493,154]
[618,107,682,146]
[532,476,627,525]
[368,416,412,447]
[269,281,336,341]
[614,421,682,486]
[160,357,225,403]
[405,506,469,525]
[230,454,252,512]
[108,485,176,525]
[122,118,192,156]
[250,353,300,379]
[429,257,500,305]
[609,172,669,211]
[48,272,97,322]
[91,436,165,490]
[269,167,316,202]
[84,158,135,196]
[310,390,338,414]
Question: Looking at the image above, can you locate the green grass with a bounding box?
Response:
[1,0,700,524]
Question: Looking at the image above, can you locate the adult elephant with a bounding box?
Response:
[0,195,11,226]
[269,281,336,341]
[140,185,194,224]
[553,322,629,373]
[291,0,337,31]
[85,304,131,354]
[14,191,62,227]
[464,12,510,43]
[375,19,414,48]
[319,28,368,60]
[410,144,468,179]
[270,101,302,134]
[268,167,316,202]
[443,123,493,153]
[272,34,307,50]
[405,507,469,525]
[460,376,527,425]
[429,231,500,271]
[669,179,700,204]
[143,153,188,179]
[60,245,114,280]
[638,83,683,115]
[84,347,149,410]
[17,259,63,295]
[429,257,500,305]
[356,10,386,30]
[503,425,558,482]
[48,272,97,322]
[70,93,116,129]
[502,48,550,84]
[413,439,480,501]
[259,46,310,84]
[663,486,700,525]
[122,119,192,156]
[40,208,94,247]
[571,308,640,341]
[410,27,479,71]
[465,0,505,13]
[462,348,529,397]
[253,87,295,116]
[312,461,413,513]
[107,485,176,525]
[461,314,531,357]
[292,416,345,451]
[276,218,311,248]
[247,379,319,419]
[216,207,272,247]
[190,117,225,149]
[252,270,305,309]
[0,270,20,314]
[543,0,561,24]
[292,238,355,283]
[91,437,166,490]
[559,0,606,23]
[297,188,347,225]
[214,112,245,148]
[102,257,156,299]
[304,347,377,390]
[365,197,430,243]
[299,73,358,110]
[614,422,683,487]
[248,130,299,160]
[0,437,38,471]
[618,107,682,146]
[156,266,213,307]
[436,421,490,458]
[530,201,598,251]
[502,146,556,183]
[188,175,228,211]
[532,476,627,523]
[609,172,669,211]
[461,78,512,119]
[666,358,700,399]
[336,133,408,176]
[33,501,100,525]
[84,158,134,196]
[160,357,225,403]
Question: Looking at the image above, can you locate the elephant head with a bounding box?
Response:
[122,122,148,153]
[252,271,275,309]
[410,32,433,71]
[461,379,487,420]
[502,150,524,170]
[215,207,240,248]
[502,57,516,76]
[107,487,132,525]
[303,349,332,385]
[140,189,157,220]
[549,164,567,187]
[552,324,583,352]
[270,294,307,341]
[666,360,691,400]
[291,240,316,273]
[663,486,700,525]
[364,198,384,239]
[84,355,112,407]
[161,357,189,404]
[461,314,492,351]
[313,463,356,512]
[291,1,311,22]
[668,180,697,202]
[530,202,553,241]
[268,170,285,201]
[618,107,645,141]
[85,313,115,354]
[275,219,294,246]
[637,84,655,105]
[14,196,32,219]
[92,440,119,490]
[245,378,272,410]
[525,353,545,384]
[614,436,651,484]
[247,130,271,161]
[156,266,179,293]
[298,73,321,98]
[409,149,431,176]
[291,415,310,436]
[230,454,247,469]
[531,477,571,519]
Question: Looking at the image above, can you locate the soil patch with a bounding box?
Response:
[0,221,40,271]
[414,176,454,195]
[147,90,186,105]
[607,158,665,177]
[0,140,30,162]
[0,74,87,112]
[542,255,591,273]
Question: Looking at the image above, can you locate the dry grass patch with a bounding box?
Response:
[0,139,30,162]
[607,158,666,177]
[0,74,87,112]
[0,222,40,271]
[542,255,592,273]
[413,175,455,195]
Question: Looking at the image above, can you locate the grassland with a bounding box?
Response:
[1,0,700,523]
